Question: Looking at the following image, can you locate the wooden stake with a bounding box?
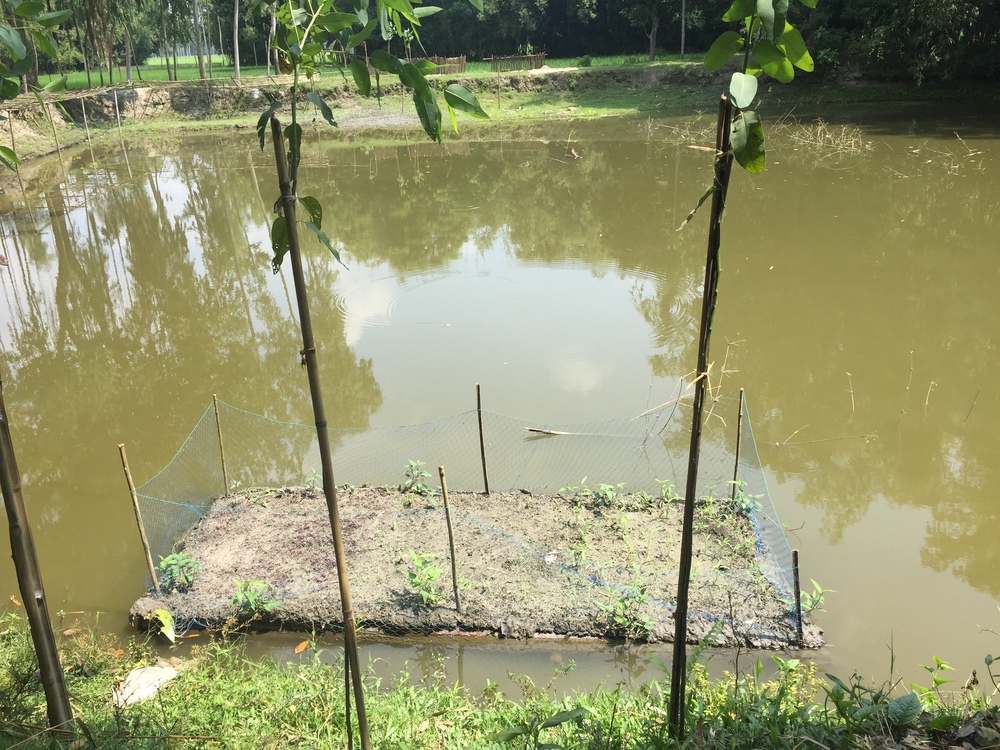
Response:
[668,93,735,741]
[793,549,803,647]
[476,383,490,494]
[118,443,161,596]
[730,388,745,502]
[213,394,229,495]
[438,466,461,613]
[0,377,75,732]
[270,116,371,750]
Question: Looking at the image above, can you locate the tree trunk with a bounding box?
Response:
[680,0,686,57]
[647,16,658,62]
[125,28,132,82]
[158,0,171,80]
[193,0,206,79]
[268,9,276,75]
[232,0,240,78]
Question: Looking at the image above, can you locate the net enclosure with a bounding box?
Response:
[130,389,822,649]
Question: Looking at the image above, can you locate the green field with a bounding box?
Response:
[38,53,692,91]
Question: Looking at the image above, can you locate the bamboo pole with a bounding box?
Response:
[438,466,461,613]
[270,116,371,750]
[668,93,735,740]
[117,443,161,596]
[793,549,803,647]
[476,383,490,494]
[730,388,745,502]
[213,394,229,495]
[0,378,74,732]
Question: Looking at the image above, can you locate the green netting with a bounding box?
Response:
[134,389,802,646]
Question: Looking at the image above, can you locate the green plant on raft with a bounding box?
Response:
[229,580,280,616]
[399,459,435,501]
[405,550,443,606]
[597,583,654,642]
[157,552,201,593]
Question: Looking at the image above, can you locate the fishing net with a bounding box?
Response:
[132,389,808,647]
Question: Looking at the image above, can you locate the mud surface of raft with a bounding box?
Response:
[131,486,823,647]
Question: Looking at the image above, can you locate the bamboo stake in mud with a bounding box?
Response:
[212,394,229,495]
[476,383,490,494]
[793,549,803,647]
[117,443,161,596]
[730,388,745,502]
[438,466,461,612]
[668,93,735,741]
[270,116,371,750]
[0,378,75,733]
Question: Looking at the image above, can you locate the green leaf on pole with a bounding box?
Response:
[29,29,56,59]
[41,74,67,93]
[0,24,27,60]
[676,185,717,231]
[35,7,69,25]
[350,58,371,95]
[731,110,765,173]
[722,0,754,22]
[778,24,814,72]
[753,39,794,82]
[298,196,322,229]
[729,71,757,108]
[0,76,18,101]
[381,0,417,21]
[271,216,289,273]
[465,0,483,10]
[756,0,788,41]
[305,91,337,127]
[413,90,441,142]
[319,11,357,34]
[304,222,346,267]
[347,18,377,48]
[256,100,282,151]
[705,31,744,72]
[798,0,817,7]
[413,58,437,74]
[369,49,402,74]
[443,83,489,118]
[413,5,442,17]
[0,144,21,171]
[14,1,44,17]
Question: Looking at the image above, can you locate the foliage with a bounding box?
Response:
[702,0,818,175]
[0,612,38,721]
[400,458,435,499]
[157,551,201,593]
[596,583,654,641]
[229,578,280,615]
[404,549,444,606]
[800,578,835,615]
[488,705,589,748]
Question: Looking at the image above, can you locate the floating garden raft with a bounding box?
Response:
[130,485,823,648]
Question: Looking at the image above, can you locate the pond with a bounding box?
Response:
[0,101,998,691]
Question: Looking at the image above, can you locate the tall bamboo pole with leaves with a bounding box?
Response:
[667,0,817,739]
[254,0,488,745]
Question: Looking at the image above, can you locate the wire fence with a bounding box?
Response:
[131,389,804,646]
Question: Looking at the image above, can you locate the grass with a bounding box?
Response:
[2,611,1000,748]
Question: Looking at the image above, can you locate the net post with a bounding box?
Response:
[213,394,229,495]
[731,388,745,502]
[476,383,490,494]
[117,443,161,596]
[439,466,462,613]
[792,548,803,647]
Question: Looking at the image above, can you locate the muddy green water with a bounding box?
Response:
[1,103,999,691]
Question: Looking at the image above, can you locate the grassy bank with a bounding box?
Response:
[1,612,999,749]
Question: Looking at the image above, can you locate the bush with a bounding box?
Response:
[577,54,592,67]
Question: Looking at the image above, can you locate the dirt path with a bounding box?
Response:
[132,486,822,648]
